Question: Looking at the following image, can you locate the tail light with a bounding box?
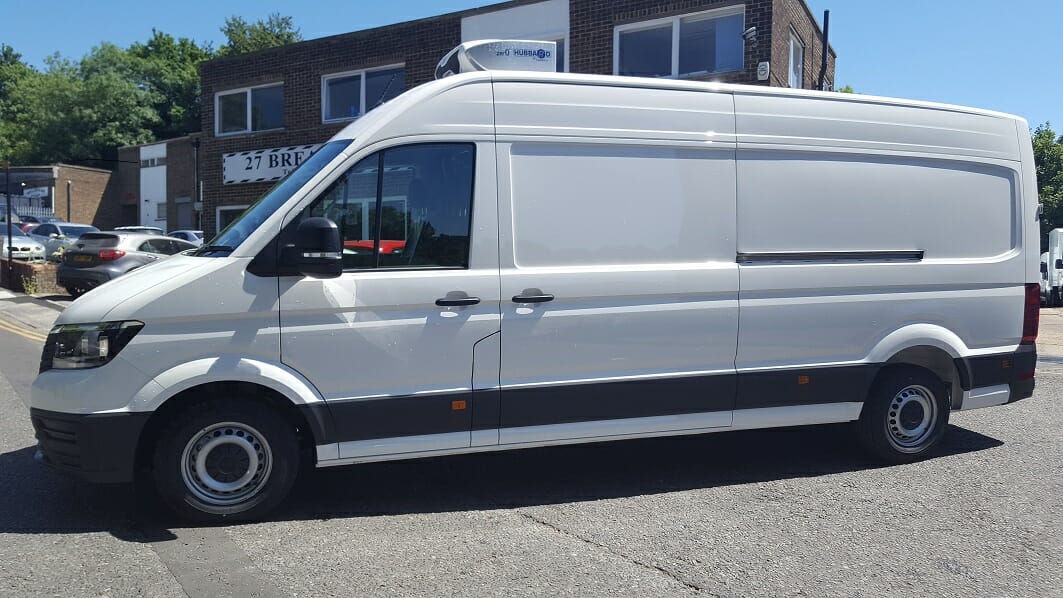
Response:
[1022,283,1040,344]
[98,249,126,261]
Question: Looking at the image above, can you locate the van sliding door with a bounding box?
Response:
[493,82,740,445]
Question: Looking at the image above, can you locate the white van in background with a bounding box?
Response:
[1042,252,1051,305]
[1045,229,1063,306]
[28,41,1040,521]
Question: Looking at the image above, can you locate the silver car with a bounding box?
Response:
[167,230,204,246]
[0,233,47,261]
[27,222,100,261]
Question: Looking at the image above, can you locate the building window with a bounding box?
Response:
[615,6,744,79]
[546,37,567,73]
[217,205,250,235]
[215,84,284,136]
[322,66,406,123]
[789,30,805,88]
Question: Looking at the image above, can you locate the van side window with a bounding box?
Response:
[378,144,474,269]
[302,143,475,270]
[307,155,380,269]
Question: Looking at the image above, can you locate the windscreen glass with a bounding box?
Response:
[208,140,350,253]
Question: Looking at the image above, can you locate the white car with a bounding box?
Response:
[0,233,47,261]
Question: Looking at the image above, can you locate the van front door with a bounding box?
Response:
[279,142,500,461]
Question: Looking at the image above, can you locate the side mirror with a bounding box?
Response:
[49,233,59,239]
[1057,259,1063,270]
[283,217,342,279]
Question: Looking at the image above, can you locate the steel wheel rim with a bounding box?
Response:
[180,422,272,507]
[885,384,937,452]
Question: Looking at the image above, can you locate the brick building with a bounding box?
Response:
[106,134,203,232]
[199,0,834,236]
[0,164,123,229]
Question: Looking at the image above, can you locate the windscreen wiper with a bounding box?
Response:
[192,244,236,256]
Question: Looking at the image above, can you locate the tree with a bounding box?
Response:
[219,13,302,56]
[837,84,856,94]
[8,49,158,164]
[127,31,214,138]
[1034,123,1063,249]
[0,45,34,160]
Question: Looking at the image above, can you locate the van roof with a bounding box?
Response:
[406,70,1025,125]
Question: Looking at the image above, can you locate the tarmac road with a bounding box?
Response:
[0,297,1061,597]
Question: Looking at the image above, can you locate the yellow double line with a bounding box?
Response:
[0,317,48,343]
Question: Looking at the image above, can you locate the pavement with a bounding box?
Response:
[0,289,1061,597]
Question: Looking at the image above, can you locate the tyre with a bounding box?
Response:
[152,399,300,522]
[857,366,950,464]
[65,286,84,298]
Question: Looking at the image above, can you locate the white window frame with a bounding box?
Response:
[539,34,569,73]
[214,83,284,137]
[613,5,745,79]
[321,64,406,124]
[789,29,805,89]
[216,204,250,234]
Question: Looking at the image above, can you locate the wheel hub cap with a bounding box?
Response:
[180,422,273,507]
[886,385,937,451]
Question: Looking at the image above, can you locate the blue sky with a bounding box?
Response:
[7,0,1061,129]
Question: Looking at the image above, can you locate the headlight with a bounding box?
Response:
[40,321,144,372]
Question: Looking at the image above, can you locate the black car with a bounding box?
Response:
[57,232,196,297]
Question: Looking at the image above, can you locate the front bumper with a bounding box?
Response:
[30,408,150,484]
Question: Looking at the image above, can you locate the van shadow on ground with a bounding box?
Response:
[0,422,1002,539]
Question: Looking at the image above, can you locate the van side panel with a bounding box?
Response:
[734,93,1026,398]
[495,82,739,440]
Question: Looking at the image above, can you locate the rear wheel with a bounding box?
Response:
[152,399,300,522]
[64,286,84,298]
[858,366,950,463]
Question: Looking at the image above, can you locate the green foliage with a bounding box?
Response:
[219,13,302,56]
[1,13,300,165]
[7,47,159,164]
[0,45,35,160]
[837,84,856,94]
[128,31,214,138]
[1034,123,1063,250]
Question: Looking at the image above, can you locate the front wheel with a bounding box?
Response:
[858,366,950,463]
[152,399,300,522]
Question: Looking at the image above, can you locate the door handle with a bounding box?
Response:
[512,292,555,304]
[436,295,481,307]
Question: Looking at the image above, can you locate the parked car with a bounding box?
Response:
[0,233,47,261]
[115,226,165,235]
[19,216,65,234]
[57,232,197,297]
[167,229,204,246]
[27,222,100,261]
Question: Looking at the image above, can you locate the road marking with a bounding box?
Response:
[0,317,47,343]
[150,527,287,598]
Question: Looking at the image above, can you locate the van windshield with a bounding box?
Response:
[199,140,350,255]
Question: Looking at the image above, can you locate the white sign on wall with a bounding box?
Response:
[22,187,49,199]
[223,144,322,185]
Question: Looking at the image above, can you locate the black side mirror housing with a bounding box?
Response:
[283,217,342,279]
[1042,263,1049,274]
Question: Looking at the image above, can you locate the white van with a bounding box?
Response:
[28,42,1040,521]
[1045,229,1063,306]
